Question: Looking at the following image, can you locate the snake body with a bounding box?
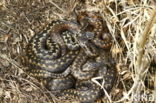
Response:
[24,11,116,103]
[25,20,81,79]
[46,75,75,91]
[62,49,116,103]
[77,11,112,49]
[71,50,98,80]
[62,80,102,103]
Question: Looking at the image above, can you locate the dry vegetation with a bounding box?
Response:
[0,0,156,103]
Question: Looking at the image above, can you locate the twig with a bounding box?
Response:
[135,10,156,70]
[49,1,64,13]
[115,10,156,103]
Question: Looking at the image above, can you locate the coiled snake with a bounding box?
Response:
[23,11,117,103]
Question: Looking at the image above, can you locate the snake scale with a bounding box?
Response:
[23,11,117,103]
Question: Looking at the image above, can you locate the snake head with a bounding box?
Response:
[81,31,95,40]
[77,32,99,57]
[82,60,103,72]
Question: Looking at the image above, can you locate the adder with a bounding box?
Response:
[23,11,117,103]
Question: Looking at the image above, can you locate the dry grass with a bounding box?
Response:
[0,0,156,103]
